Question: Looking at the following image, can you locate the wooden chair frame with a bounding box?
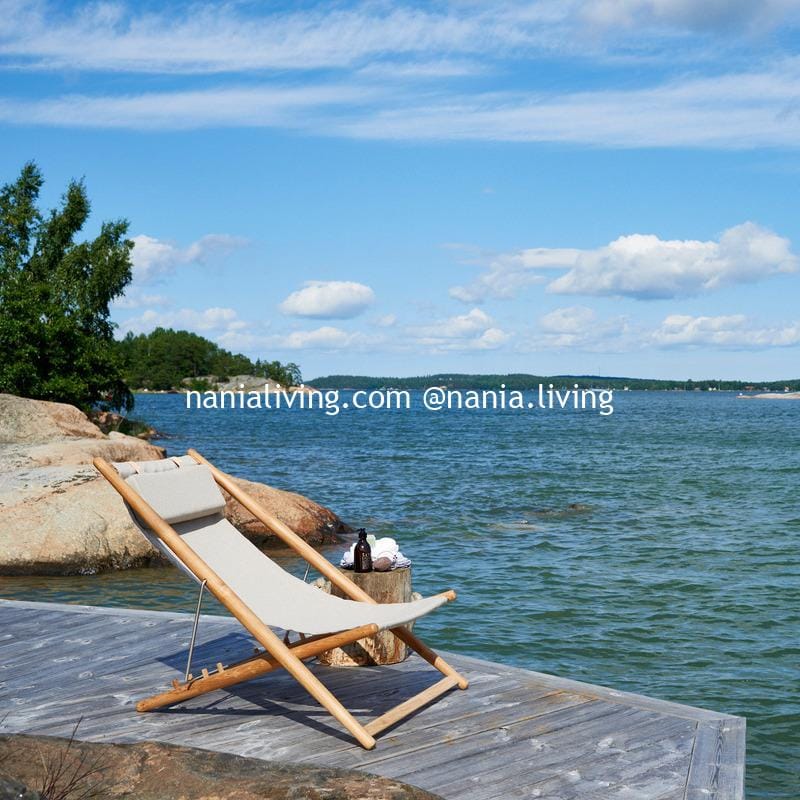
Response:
[93,449,468,749]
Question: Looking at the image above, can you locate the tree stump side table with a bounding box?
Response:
[315,567,416,666]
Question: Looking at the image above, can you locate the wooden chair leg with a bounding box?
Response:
[270,639,377,749]
[235,619,378,749]
[365,676,458,736]
[390,627,469,689]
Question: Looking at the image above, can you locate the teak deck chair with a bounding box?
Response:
[94,450,468,749]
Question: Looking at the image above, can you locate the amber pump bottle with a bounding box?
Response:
[353,528,373,573]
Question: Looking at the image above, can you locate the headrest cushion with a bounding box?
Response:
[123,463,226,524]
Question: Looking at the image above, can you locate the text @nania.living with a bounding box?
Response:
[186,384,615,417]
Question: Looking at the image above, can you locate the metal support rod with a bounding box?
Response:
[185,579,207,682]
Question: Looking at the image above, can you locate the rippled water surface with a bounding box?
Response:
[2,391,798,797]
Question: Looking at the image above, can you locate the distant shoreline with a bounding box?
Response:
[131,387,800,398]
[126,372,800,395]
[306,373,800,393]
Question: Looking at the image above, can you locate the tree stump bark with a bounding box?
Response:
[316,568,414,666]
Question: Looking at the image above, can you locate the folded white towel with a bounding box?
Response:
[371,537,398,560]
[340,536,411,569]
[340,544,355,567]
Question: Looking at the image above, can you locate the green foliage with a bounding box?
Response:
[0,162,133,411]
[185,376,214,392]
[117,328,248,390]
[253,358,303,387]
[115,329,302,391]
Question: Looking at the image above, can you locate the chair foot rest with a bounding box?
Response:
[364,676,458,737]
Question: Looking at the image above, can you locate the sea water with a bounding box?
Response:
[1,391,797,797]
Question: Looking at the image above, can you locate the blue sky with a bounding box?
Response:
[2,1,800,380]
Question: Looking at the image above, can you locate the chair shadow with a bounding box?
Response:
[147,632,442,745]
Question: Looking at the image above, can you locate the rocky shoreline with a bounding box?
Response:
[135,373,320,394]
[737,391,800,400]
[0,394,346,575]
[0,735,440,799]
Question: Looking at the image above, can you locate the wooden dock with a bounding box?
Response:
[0,599,744,799]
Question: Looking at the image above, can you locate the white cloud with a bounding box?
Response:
[0,2,513,74]
[118,306,246,336]
[472,327,512,350]
[115,301,800,358]
[524,306,800,352]
[375,313,398,327]
[414,307,491,338]
[651,314,800,348]
[357,59,485,80]
[450,247,581,303]
[514,305,800,353]
[539,305,599,334]
[4,64,800,150]
[280,281,375,319]
[548,223,797,298]
[2,4,800,149]
[131,233,248,283]
[409,308,510,351]
[0,85,367,129]
[279,326,377,350]
[112,290,170,310]
[453,223,797,302]
[115,233,249,322]
[580,0,797,33]
[217,325,383,352]
[2,1,798,78]
[338,64,800,148]
[0,2,640,78]
[528,305,635,351]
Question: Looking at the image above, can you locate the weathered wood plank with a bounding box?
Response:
[684,717,746,800]
[0,600,745,800]
[449,651,736,724]
[473,714,696,800]
[374,701,635,787]
[298,684,559,765]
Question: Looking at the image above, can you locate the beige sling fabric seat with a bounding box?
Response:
[94,450,468,749]
[117,457,450,635]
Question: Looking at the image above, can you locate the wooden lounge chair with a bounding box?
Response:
[94,450,468,749]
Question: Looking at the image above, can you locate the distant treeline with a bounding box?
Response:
[308,373,800,392]
[115,328,301,391]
